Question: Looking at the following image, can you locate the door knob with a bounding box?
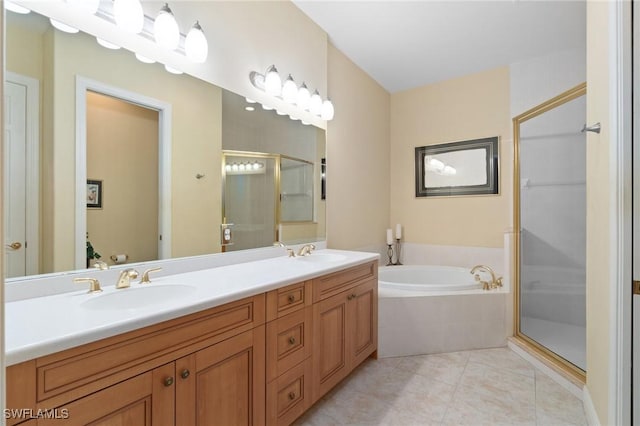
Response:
[6,242,22,250]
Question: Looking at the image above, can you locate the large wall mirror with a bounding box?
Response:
[4,9,326,281]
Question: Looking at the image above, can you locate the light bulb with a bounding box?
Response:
[245,98,257,104]
[50,18,79,33]
[96,38,120,50]
[164,64,183,75]
[154,3,180,50]
[113,0,144,34]
[225,164,231,171]
[239,164,246,171]
[245,106,255,112]
[65,0,100,15]
[276,110,287,116]
[282,74,298,104]
[261,104,274,111]
[185,21,208,63]
[231,164,239,172]
[253,163,260,170]
[321,99,335,120]
[309,90,323,116]
[135,53,156,64]
[297,83,310,110]
[5,1,30,14]
[264,65,282,96]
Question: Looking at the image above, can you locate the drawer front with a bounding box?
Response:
[266,359,312,426]
[36,294,265,405]
[312,261,377,302]
[266,307,312,382]
[266,281,311,321]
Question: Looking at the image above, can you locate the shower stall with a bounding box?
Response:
[513,83,587,379]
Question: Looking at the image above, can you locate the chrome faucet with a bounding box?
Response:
[297,244,316,257]
[274,241,295,257]
[116,268,139,289]
[470,265,503,290]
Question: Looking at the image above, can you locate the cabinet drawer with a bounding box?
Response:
[266,281,311,321]
[35,294,265,407]
[312,261,377,302]
[266,307,312,382]
[266,359,312,426]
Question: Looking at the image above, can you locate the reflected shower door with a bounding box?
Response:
[517,87,586,372]
[223,154,277,251]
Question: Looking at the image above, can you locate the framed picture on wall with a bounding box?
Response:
[87,179,103,208]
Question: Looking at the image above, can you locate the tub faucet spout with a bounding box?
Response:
[470,265,503,290]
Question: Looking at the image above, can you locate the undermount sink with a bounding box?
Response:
[295,253,347,263]
[81,284,196,311]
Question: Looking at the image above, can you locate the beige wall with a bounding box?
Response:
[325,44,390,250]
[390,67,511,248]
[86,92,159,266]
[585,1,611,422]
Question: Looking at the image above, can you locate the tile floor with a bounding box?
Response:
[294,347,587,426]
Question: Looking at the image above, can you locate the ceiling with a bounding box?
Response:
[293,1,586,93]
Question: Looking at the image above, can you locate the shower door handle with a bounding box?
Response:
[634,281,640,295]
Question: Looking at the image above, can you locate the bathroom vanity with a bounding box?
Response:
[5,252,378,426]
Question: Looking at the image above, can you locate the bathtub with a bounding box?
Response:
[377,265,508,358]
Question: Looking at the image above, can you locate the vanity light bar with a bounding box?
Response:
[225,161,266,175]
[249,65,335,121]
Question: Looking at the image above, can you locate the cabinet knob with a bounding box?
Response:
[164,377,174,387]
[181,369,190,379]
[288,294,295,303]
[288,392,296,400]
[347,293,357,300]
[288,336,296,345]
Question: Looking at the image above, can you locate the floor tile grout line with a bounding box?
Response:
[437,350,471,425]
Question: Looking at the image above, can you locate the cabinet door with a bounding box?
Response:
[311,290,349,402]
[188,327,265,426]
[348,279,378,367]
[37,363,174,426]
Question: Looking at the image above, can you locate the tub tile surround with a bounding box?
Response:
[295,347,587,426]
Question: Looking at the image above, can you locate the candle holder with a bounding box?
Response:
[386,244,394,266]
[394,238,403,265]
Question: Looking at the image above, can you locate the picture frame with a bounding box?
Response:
[87,179,103,208]
[415,136,499,197]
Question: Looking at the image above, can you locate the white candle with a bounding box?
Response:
[395,224,402,239]
[386,229,393,245]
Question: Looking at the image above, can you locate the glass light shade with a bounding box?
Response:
[282,75,298,104]
[185,22,208,63]
[135,53,156,64]
[264,65,282,96]
[297,83,310,110]
[50,18,79,33]
[5,1,30,14]
[113,0,144,34]
[96,38,121,50]
[66,0,100,14]
[261,104,274,111]
[154,4,180,50]
[245,106,255,112]
[309,90,323,116]
[164,64,183,75]
[321,99,335,120]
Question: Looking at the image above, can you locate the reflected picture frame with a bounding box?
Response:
[87,179,102,208]
[415,136,499,197]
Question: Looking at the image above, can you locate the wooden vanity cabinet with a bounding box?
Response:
[6,260,378,426]
[311,265,378,402]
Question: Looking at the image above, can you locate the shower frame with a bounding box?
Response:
[512,82,587,383]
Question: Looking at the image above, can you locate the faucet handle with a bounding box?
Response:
[495,276,503,287]
[74,277,102,293]
[139,267,162,284]
[297,244,316,256]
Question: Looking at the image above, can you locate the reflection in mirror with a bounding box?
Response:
[414,137,499,197]
[281,157,314,222]
[4,8,326,280]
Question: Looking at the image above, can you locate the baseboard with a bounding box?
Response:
[582,386,601,426]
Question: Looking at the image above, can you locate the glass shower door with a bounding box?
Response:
[222,153,277,251]
[516,86,586,372]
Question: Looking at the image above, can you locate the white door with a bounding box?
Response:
[4,74,39,278]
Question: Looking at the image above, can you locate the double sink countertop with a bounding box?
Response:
[5,249,379,366]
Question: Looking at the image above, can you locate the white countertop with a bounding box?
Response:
[5,249,378,366]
